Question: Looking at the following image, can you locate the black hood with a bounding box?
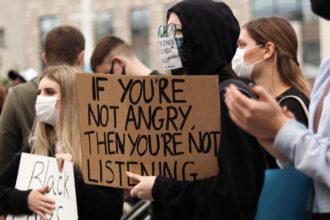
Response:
[167,0,240,75]
[310,0,330,20]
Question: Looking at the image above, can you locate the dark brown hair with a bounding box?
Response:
[44,25,85,66]
[90,35,133,72]
[244,16,310,98]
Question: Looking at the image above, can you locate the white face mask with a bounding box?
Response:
[35,95,60,126]
[232,45,264,79]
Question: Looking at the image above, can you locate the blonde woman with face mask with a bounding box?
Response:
[0,66,123,220]
[232,16,311,168]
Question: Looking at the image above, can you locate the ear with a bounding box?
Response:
[77,51,85,67]
[263,42,275,60]
[112,55,125,67]
[42,52,48,65]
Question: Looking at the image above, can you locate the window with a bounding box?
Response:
[39,16,59,69]
[0,29,4,49]
[301,21,321,78]
[303,42,320,66]
[94,12,114,43]
[253,0,318,22]
[253,0,303,20]
[131,8,150,66]
[253,0,274,17]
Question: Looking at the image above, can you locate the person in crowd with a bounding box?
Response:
[232,16,310,167]
[0,86,7,114]
[0,25,85,172]
[224,0,330,217]
[7,70,26,86]
[8,68,38,87]
[91,34,161,213]
[0,65,123,220]
[126,0,266,219]
[90,35,159,75]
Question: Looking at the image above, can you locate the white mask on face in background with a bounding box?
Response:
[232,45,264,80]
[35,95,60,126]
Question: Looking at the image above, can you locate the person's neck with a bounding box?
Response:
[254,66,290,98]
[130,57,151,76]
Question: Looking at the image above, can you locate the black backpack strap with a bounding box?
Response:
[220,79,257,99]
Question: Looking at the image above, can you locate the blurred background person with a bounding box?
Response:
[91,34,160,215]
[0,0,325,86]
[0,85,7,115]
[90,35,159,75]
[7,68,38,87]
[0,25,85,172]
[7,70,25,86]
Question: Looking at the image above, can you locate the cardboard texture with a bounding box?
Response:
[7,153,78,220]
[75,74,221,188]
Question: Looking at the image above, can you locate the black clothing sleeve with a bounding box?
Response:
[0,152,32,215]
[151,88,266,220]
[75,172,123,220]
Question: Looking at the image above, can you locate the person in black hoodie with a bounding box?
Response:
[126,0,266,220]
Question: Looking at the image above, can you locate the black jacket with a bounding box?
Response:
[150,72,266,220]
[150,1,266,219]
[0,146,123,220]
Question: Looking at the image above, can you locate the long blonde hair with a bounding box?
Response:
[243,16,310,98]
[30,65,82,171]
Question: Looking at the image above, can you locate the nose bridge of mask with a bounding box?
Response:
[37,95,60,101]
[36,95,59,109]
[37,95,55,101]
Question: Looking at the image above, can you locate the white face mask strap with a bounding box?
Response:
[245,44,263,51]
[253,57,265,66]
[250,44,265,65]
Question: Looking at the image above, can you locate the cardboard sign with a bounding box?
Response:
[75,74,221,188]
[7,153,78,220]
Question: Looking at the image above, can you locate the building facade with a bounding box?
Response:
[0,0,329,79]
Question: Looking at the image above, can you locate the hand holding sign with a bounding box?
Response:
[55,153,72,172]
[7,153,78,220]
[55,142,73,172]
[27,185,56,220]
[126,172,155,201]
